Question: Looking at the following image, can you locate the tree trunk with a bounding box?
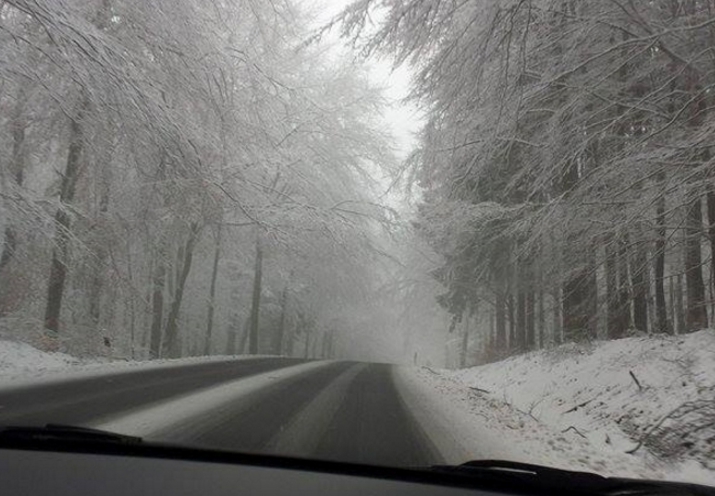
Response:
[162,223,200,358]
[616,236,631,334]
[562,266,597,341]
[149,250,166,358]
[605,237,621,338]
[459,307,471,368]
[684,192,708,331]
[654,179,669,333]
[238,314,250,354]
[507,292,515,351]
[495,289,506,354]
[225,330,237,355]
[273,284,289,355]
[0,93,26,295]
[552,287,562,344]
[526,290,535,349]
[630,237,649,333]
[675,274,686,334]
[44,99,87,333]
[248,233,263,355]
[707,185,715,325]
[203,223,222,355]
[516,287,526,352]
[88,180,111,330]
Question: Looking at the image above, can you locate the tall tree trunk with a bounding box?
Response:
[605,237,621,338]
[630,236,649,333]
[684,192,708,331]
[654,177,669,333]
[616,236,632,334]
[238,314,250,354]
[162,223,200,358]
[495,289,506,354]
[0,91,27,293]
[707,185,715,324]
[526,290,535,349]
[516,286,526,352]
[248,233,263,355]
[303,328,311,359]
[44,98,87,333]
[562,265,597,342]
[675,274,686,334]
[88,179,111,330]
[149,250,166,358]
[203,223,222,355]
[507,292,515,351]
[225,330,237,355]
[459,307,471,368]
[273,284,289,355]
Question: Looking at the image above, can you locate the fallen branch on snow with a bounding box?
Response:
[629,370,643,391]
[564,397,595,414]
[562,426,588,439]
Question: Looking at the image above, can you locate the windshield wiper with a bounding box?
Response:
[0,424,142,445]
[430,460,715,495]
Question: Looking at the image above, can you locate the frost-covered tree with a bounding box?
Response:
[338,0,715,364]
[0,0,397,360]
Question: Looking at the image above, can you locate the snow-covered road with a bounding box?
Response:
[0,358,443,466]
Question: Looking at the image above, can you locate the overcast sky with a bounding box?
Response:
[305,0,423,160]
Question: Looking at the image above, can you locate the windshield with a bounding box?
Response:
[0,0,713,488]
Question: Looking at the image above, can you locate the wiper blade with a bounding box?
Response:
[431,460,607,491]
[430,460,715,496]
[0,424,142,445]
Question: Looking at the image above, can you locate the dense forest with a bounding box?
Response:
[0,0,434,360]
[339,0,715,366]
[3,0,715,368]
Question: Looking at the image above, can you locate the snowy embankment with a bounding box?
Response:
[395,330,715,485]
[0,340,264,391]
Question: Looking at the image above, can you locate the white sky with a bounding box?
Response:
[304,0,423,160]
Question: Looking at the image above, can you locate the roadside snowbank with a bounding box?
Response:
[0,339,268,391]
[0,340,84,376]
[396,330,715,485]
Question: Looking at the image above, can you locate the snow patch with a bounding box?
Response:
[0,339,275,392]
[91,361,333,438]
[402,330,715,485]
[0,340,83,377]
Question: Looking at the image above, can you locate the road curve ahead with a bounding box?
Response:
[0,360,443,467]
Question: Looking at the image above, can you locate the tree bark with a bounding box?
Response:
[149,253,166,358]
[684,192,708,331]
[630,237,649,333]
[616,236,631,335]
[162,223,200,358]
[88,179,111,330]
[203,223,222,355]
[654,178,669,333]
[273,284,289,355]
[459,307,471,368]
[675,274,686,334]
[707,185,715,326]
[248,232,263,355]
[44,98,87,333]
[516,286,526,352]
[495,289,506,354]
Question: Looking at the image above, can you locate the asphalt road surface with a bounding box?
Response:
[0,359,442,466]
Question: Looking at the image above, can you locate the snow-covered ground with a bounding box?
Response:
[0,339,267,391]
[0,340,87,378]
[396,330,715,485]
